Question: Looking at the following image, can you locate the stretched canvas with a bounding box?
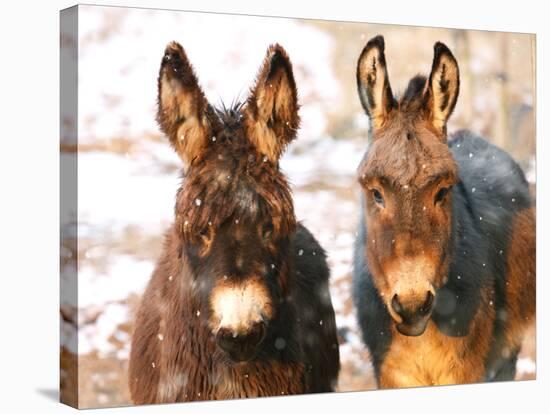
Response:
[60,4,536,409]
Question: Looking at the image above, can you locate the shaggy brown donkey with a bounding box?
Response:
[129,42,340,404]
[352,36,535,388]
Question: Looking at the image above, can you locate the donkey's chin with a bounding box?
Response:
[395,318,430,337]
[225,347,259,363]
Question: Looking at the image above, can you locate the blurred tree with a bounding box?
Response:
[453,30,473,126]
[495,32,511,151]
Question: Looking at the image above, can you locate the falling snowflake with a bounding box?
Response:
[469,153,473,158]
[157,333,164,341]
[275,337,286,350]
[471,187,476,193]
[211,136,216,142]
[195,198,202,206]
[298,249,304,256]
[168,275,173,281]
[196,310,201,317]
[152,362,156,368]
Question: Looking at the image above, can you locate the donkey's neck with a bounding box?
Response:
[431,187,487,337]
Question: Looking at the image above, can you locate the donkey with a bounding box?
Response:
[128,42,340,404]
[352,36,535,388]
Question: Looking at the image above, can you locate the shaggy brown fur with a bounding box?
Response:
[129,42,339,404]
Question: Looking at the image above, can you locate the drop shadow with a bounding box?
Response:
[36,388,59,402]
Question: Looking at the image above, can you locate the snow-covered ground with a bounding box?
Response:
[60,6,536,408]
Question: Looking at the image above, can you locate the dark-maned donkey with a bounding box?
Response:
[352,36,535,388]
[129,42,340,404]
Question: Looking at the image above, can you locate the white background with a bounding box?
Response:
[0,0,547,412]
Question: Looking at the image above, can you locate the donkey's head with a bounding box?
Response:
[157,42,299,362]
[356,36,460,336]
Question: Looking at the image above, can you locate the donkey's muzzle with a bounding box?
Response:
[216,321,267,362]
[392,291,434,336]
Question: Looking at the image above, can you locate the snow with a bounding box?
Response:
[78,152,179,237]
[75,256,154,356]
[78,256,154,310]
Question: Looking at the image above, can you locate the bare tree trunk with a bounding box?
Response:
[453,30,473,126]
[494,32,511,151]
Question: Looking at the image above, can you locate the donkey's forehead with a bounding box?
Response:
[178,142,295,238]
[359,130,458,188]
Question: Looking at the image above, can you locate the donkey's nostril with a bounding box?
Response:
[419,291,435,315]
[216,322,267,362]
[391,291,434,320]
[391,294,404,316]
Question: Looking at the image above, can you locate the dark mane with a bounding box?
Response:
[213,100,245,131]
[399,75,427,109]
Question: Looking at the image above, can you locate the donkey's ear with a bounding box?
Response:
[157,42,213,167]
[357,35,395,130]
[424,42,460,134]
[244,44,299,162]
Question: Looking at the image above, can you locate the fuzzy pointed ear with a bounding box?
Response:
[424,42,460,135]
[157,42,213,167]
[244,44,300,162]
[357,35,395,130]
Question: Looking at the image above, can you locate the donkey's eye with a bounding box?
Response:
[435,187,449,204]
[371,189,384,206]
[262,222,274,239]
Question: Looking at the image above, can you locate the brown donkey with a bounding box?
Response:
[128,42,340,404]
[352,36,535,387]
